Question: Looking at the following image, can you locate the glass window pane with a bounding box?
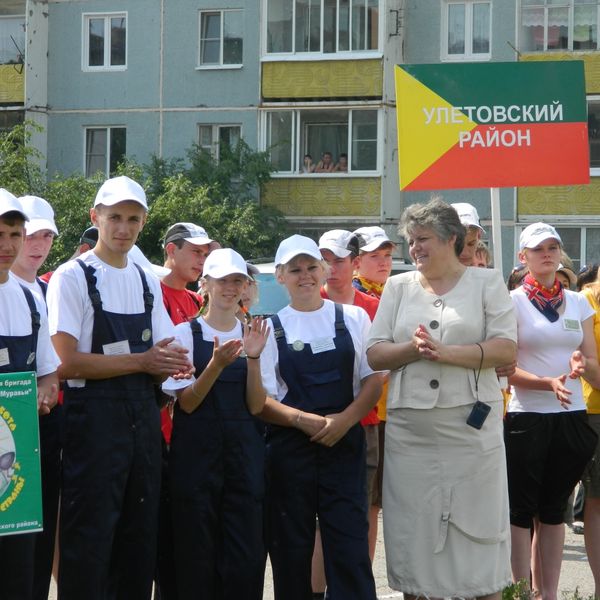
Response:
[351,110,377,171]
[202,13,221,39]
[201,40,220,64]
[0,17,25,64]
[555,228,581,272]
[88,18,105,66]
[588,100,600,169]
[574,5,597,50]
[448,4,466,55]
[367,0,379,50]
[267,112,293,171]
[323,0,337,53]
[219,126,241,152]
[110,17,126,66]
[339,0,350,51]
[86,129,107,177]
[585,229,600,268]
[472,3,490,54]
[521,7,544,51]
[309,0,322,51]
[352,0,366,50]
[223,11,243,64]
[296,0,311,52]
[300,109,348,168]
[199,125,213,151]
[547,7,569,49]
[267,0,293,52]
[109,128,126,174]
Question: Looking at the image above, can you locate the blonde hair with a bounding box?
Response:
[275,255,331,279]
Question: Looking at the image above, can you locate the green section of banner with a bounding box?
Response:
[400,61,586,123]
[0,371,42,536]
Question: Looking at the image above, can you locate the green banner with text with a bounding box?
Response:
[0,371,42,536]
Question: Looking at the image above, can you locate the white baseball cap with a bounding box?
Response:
[519,222,562,251]
[451,202,485,233]
[203,248,249,279]
[0,189,28,221]
[275,235,322,266]
[353,226,394,253]
[164,222,213,247]
[19,195,58,236]
[318,230,359,258]
[94,176,148,210]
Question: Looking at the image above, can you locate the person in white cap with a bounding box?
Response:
[163,248,269,599]
[352,226,395,298]
[450,202,485,267]
[0,189,59,600]
[11,195,61,600]
[46,175,193,600]
[505,222,600,598]
[259,234,381,600]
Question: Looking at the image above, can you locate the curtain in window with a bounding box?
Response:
[447,4,465,55]
[267,0,293,52]
[472,3,490,53]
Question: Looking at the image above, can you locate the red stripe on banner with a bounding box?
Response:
[404,122,590,191]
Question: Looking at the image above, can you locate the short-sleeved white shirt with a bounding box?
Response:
[162,317,243,396]
[260,300,376,401]
[0,274,59,377]
[47,251,175,387]
[509,288,594,413]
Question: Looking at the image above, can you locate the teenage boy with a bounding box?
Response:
[0,189,59,600]
[352,226,395,299]
[451,202,485,267]
[47,176,193,600]
[11,195,61,600]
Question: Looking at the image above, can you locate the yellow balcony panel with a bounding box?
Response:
[262,177,380,217]
[0,64,24,104]
[520,52,600,94]
[518,181,600,216]
[262,59,382,99]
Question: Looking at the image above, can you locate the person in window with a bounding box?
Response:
[334,153,348,173]
[315,152,335,173]
[302,154,316,174]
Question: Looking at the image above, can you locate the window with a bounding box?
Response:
[83,13,126,70]
[85,127,126,177]
[521,0,600,52]
[264,108,378,173]
[198,124,241,160]
[0,16,25,65]
[266,0,379,54]
[0,110,24,132]
[199,10,243,67]
[442,1,491,60]
[588,96,600,175]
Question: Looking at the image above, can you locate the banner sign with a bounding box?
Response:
[0,371,42,536]
[395,61,590,190]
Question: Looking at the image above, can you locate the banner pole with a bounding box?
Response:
[490,187,503,273]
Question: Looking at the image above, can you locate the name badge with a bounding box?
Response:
[563,318,581,332]
[310,337,336,354]
[0,348,9,367]
[102,340,131,356]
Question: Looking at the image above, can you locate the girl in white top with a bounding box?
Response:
[506,223,600,600]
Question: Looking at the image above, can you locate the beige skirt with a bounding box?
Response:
[383,401,511,597]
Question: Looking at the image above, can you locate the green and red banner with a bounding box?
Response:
[0,372,42,536]
[395,61,589,190]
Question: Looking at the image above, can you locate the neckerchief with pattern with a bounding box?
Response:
[522,273,564,323]
[352,275,384,299]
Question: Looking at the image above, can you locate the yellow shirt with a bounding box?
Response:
[582,288,600,413]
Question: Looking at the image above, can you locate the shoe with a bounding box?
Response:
[570,520,584,535]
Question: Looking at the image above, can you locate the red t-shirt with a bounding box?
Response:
[320,287,380,425]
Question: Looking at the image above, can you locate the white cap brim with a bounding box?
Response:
[318,243,352,258]
[26,218,58,236]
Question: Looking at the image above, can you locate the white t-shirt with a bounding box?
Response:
[163,317,243,396]
[260,299,376,401]
[509,287,594,413]
[0,274,59,377]
[47,250,175,387]
[11,274,46,307]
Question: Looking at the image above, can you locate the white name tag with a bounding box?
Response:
[0,348,9,367]
[310,337,336,354]
[563,318,581,332]
[102,340,131,356]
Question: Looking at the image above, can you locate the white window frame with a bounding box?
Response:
[197,124,242,161]
[82,12,127,72]
[84,126,126,178]
[197,9,243,70]
[441,0,492,62]
[519,0,600,52]
[259,106,381,176]
[261,0,382,59]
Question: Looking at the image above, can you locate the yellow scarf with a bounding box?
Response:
[352,275,384,299]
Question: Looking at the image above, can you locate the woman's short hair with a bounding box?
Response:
[399,197,465,257]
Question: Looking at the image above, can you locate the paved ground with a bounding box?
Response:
[48,515,595,598]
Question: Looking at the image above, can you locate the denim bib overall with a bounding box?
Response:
[0,285,39,600]
[266,304,375,600]
[169,318,265,600]
[59,260,161,600]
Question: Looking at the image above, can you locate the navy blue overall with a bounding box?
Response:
[169,319,265,600]
[266,304,376,600]
[58,260,161,600]
[0,284,39,600]
[31,277,63,600]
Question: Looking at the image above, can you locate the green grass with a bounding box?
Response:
[502,580,595,600]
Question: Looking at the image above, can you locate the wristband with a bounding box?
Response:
[246,354,260,360]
